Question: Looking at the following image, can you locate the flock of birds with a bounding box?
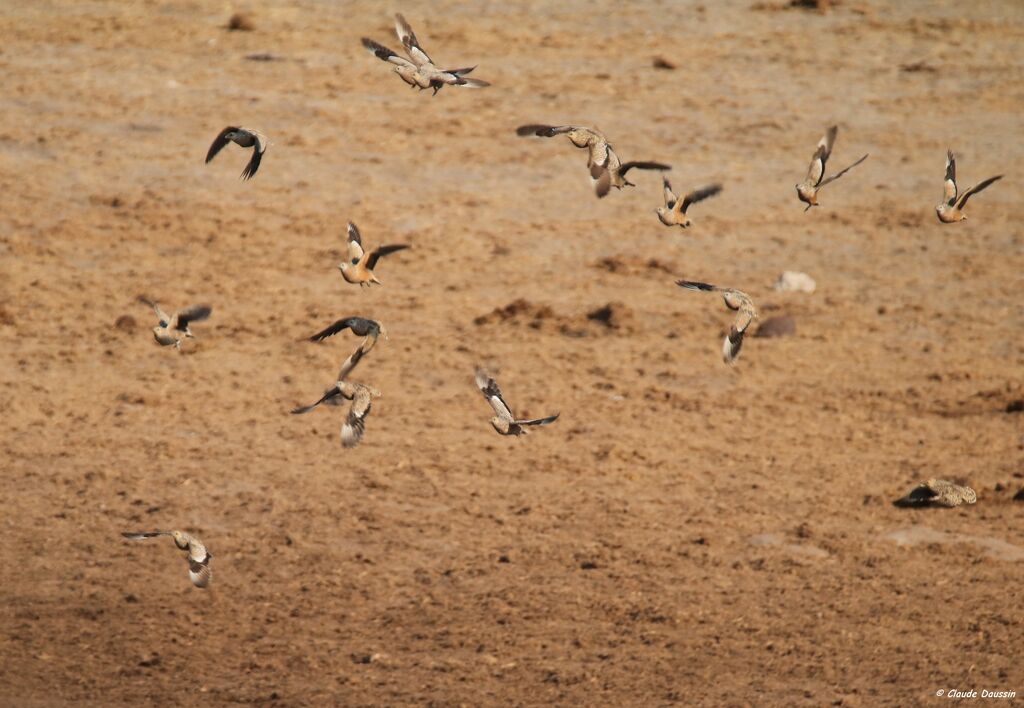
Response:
[124,13,1000,588]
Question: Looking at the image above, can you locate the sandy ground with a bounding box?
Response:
[1,0,1023,705]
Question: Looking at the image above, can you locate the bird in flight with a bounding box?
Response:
[205,126,266,180]
[292,380,381,448]
[516,124,670,198]
[361,14,489,95]
[893,479,977,508]
[935,150,1002,223]
[121,530,212,588]
[139,297,211,351]
[656,177,722,228]
[795,126,868,211]
[474,368,559,436]
[339,222,410,287]
[676,280,758,364]
[305,316,386,385]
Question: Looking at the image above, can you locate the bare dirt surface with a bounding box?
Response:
[2,1,1023,705]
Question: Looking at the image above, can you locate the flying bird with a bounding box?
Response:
[893,479,977,508]
[121,530,211,589]
[361,15,489,95]
[292,380,381,448]
[795,126,868,211]
[205,126,266,180]
[339,222,409,287]
[308,316,387,346]
[656,178,722,228]
[474,368,559,436]
[516,124,670,198]
[676,280,758,364]
[305,316,385,387]
[936,150,1002,223]
[139,297,211,351]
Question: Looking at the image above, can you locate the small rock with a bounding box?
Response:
[114,314,137,333]
[652,56,676,70]
[1006,400,1023,413]
[773,271,816,293]
[755,315,796,338]
[1013,489,1024,502]
[227,13,254,31]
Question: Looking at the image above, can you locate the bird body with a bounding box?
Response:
[339,223,411,286]
[935,150,1002,223]
[339,222,409,287]
[795,126,867,211]
[292,379,381,448]
[516,124,670,198]
[139,298,211,351]
[122,530,211,588]
[205,126,266,180]
[657,178,722,227]
[893,479,977,508]
[676,280,758,364]
[474,368,558,436]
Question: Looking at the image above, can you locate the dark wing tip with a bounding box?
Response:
[676,280,716,291]
[516,124,553,137]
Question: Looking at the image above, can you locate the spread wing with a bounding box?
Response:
[395,13,431,66]
[593,168,612,198]
[515,124,574,137]
[239,134,265,180]
[188,558,212,588]
[205,126,239,164]
[346,222,365,262]
[291,386,343,415]
[514,412,559,427]
[122,531,172,540]
[619,161,671,177]
[662,176,677,208]
[138,297,171,327]
[943,150,957,204]
[335,342,367,382]
[366,244,410,270]
[309,317,376,342]
[475,369,514,422]
[805,145,827,186]
[676,280,719,293]
[176,305,212,329]
[340,386,373,448]
[452,76,489,89]
[361,37,416,68]
[956,175,1002,209]
[680,184,723,213]
[818,154,868,188]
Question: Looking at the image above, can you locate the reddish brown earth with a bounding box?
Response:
[1,1,1023,705]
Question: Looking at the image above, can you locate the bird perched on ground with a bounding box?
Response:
[361,14,489,95]
[935,150,1002,223]
[656,178,722,228]
[139,297,211,351]
[474,368,559,436]
[516,124,670,198]
[339,222,409,287]
[205,126,266,180]
[292,380,381,448]
[121,530,212,588]
[893,479,977,508]
[795,126,868,211]
[676,280,758,364]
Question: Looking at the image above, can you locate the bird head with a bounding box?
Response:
[170,531,189,549]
